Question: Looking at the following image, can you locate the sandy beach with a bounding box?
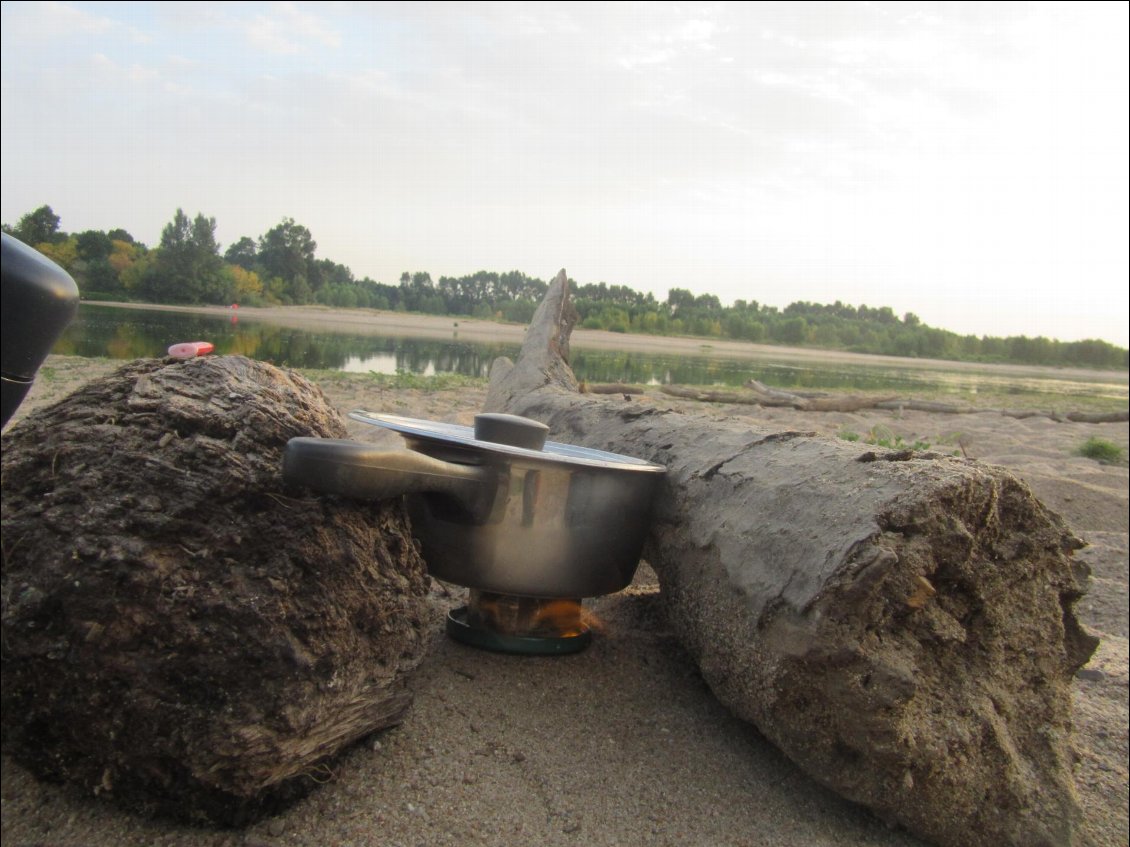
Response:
[1,355,1127,847]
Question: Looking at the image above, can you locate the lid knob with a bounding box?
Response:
[473,413,548,450]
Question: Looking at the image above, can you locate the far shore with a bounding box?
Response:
[83,300,1129,385]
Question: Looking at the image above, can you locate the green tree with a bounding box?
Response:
[258,218,316,303]
[143,208,228,303]
[13,205,62,246]
[224,236,258,270]
[34,236,78,272]
[667,287,695,314]
[76,230,113,262]
[107,228,136,244]
[777,316,808,345]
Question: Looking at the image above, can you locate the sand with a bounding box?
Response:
[2,355,1127,847]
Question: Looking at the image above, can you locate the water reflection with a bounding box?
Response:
[56,304,1127,402]
[55,305,523,375]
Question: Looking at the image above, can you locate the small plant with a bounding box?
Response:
[1077,437,1125,465]
[839,430,861,442]
[863,424,931,451]
[935,431,970,458]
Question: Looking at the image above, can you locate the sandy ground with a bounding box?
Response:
[2,356,1127,847]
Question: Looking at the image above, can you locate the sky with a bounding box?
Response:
[1,1,1127,347]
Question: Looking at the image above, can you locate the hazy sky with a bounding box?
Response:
[2,1,1127,346]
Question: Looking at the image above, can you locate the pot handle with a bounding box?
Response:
[283,437,490,505]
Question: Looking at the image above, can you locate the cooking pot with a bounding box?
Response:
[283,412,666,598]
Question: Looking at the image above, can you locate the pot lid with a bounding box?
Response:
[348,410,666,473]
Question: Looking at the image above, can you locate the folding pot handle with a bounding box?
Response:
[283,437,490,504]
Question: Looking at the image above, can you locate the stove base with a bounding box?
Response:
[445,606,592,655]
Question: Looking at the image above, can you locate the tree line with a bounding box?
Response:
[4,204,1126,370]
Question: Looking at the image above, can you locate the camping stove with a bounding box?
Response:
[446,589,593,655]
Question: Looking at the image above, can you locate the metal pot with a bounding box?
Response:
[283,412,666,598]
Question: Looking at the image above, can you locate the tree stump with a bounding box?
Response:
[1,356,430,825]
[486,271,1099,847]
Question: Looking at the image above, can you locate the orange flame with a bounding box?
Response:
[469,592,603,638]
[531,599,604,637]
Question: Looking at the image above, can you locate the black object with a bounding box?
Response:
[1,233,80,427]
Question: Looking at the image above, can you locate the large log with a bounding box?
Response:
[485,271,1098,847]
[1,356,431,825]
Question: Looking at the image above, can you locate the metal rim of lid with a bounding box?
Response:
[348,410,665,473]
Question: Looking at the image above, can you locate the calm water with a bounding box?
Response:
[54,304,1128,402]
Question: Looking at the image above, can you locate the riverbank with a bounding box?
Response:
[85,301,1130,385]
[2,357,1127,847]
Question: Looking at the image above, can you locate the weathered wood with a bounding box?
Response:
[484,273,1098,847]
[583,382,645,395]
[1,356,431,825]
[745,378,803,403]
[801,393,898,411]
[1065,410,1129,423]
[746,379,897,411]
[659,385,763,405]
[1000,408,1128,423]
[876,399,976,414]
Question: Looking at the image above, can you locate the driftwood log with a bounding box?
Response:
[677,377,1129,423]
[582,382,644,396]
[659,385,763,405]
[0,356,430,825]
[746,378,899,411]
[486,271,1098,847]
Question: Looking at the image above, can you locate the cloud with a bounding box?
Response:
[242,1,341,55]
[35,1,114,36]
[618,14,721,70]
[3,1,151,44]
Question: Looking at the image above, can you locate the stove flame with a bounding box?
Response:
[531,598,604,637]
[467,591,601,638]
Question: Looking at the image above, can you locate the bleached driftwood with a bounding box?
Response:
[485,270,1097,847]
[659,385,763,405]
[651,376,1126,424]
[583,382,645,395]
[876,399,977,414]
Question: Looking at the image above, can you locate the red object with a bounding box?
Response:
[167,341,215,359]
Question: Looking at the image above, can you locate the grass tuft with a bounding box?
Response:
[1077,437,1125,465]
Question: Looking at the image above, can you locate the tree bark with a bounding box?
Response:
[1,356,431,825]
[484,271,1098,847]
